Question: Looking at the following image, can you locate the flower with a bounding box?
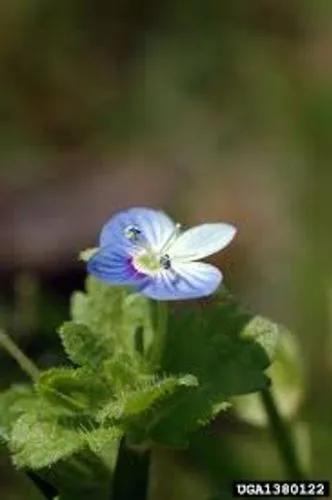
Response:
[87,207,236,300]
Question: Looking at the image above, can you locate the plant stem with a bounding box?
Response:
[112,438,149,500]
[147,447,175,500]
[150,302,168,368]
[26,471,58,500]
[0,329,40,381]
[260,388,305,479]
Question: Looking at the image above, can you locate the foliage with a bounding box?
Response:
[234,329,304,426]
[0,384,36,442]
[69,277,154,360]
[0,277,287,498]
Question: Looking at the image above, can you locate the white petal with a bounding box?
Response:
[168,223,236,262]
[140,261,222,300]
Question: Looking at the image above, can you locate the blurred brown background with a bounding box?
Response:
[1,1,332,498]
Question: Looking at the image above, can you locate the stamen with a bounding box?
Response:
[159,223,181,254]
[124,225,142,242]
[160,254,171,270]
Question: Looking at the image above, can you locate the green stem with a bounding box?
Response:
[112,438,149,500]
[261,388,305,479]
[150,302,168,368]
[0,329,40,381]
[26,471,58,500]
[147,447,173,500]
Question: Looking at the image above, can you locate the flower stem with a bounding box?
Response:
[147,447,175,500]
[112,438,149,500]
[26,471,58,499]
[260,388,305,479]
[150,302,168,368]
[0,329,40,381]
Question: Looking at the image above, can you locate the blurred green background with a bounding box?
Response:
[1,1,332,498]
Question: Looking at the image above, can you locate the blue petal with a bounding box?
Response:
[139,262,222,300]
[87,244,149,287]
[99,207,176,252]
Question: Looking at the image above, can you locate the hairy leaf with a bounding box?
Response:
[69,277,154,362]
[59,322,113,368]
[10,412,85,469]
[10,403,122,471]
[128,295,282,445]
[101,353,152,392]
[37,367,110,416]
[0,385,35,442]
[84,427,122,469]
[98,373,198,422]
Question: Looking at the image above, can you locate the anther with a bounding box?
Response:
[160,254,171,270]
[124,225,141,242]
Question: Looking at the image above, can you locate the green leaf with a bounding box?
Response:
[240,315,281,361]
[0,385,35,442]
[163,298,280,393]
[122,374,198,418]
[37,367,110,416]
[83,427,122,469]
[95,351,199,443]
[234,329,304,426]
[10,411,85,469]
[10,400,122,471]
[128,295,282,445]
[69,276,154,362]
[59,322,113,368]
[98,373,198,422]
[101,353,152,392]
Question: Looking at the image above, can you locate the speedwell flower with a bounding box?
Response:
[87,207,236,300]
